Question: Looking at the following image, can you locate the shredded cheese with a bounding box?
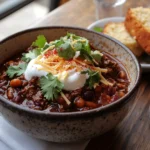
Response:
[61,92,71,105]
[33,50,112,86]
[31,33,113,87]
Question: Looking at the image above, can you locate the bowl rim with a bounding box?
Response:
[87,17,125,29]
[0,26,141,118]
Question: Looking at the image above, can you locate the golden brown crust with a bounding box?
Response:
[125,8,150,54]
[103,22,143,56]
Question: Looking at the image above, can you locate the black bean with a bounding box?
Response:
[82,90,95,101]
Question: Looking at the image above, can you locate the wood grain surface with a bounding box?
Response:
[35,0,150,149]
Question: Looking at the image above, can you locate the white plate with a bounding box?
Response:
[87,17,150,72]
[87,17,124,30]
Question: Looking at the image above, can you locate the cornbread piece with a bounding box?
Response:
[125,7,150,54]
[103,22,143,56]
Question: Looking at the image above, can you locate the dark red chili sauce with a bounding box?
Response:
[0,49,130,112]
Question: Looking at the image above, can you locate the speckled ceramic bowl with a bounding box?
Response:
[0,27,141,143]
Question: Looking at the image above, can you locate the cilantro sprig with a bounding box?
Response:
[21,33,102,65]
[39,73,64,100]
[91,51,102,63]
[49,33,101,64]
[57,42,75,60]
[65,33,99,64]
[22,48,42,62]
[32,35,47,48]
[6,63,27,78]
[82,69,100,89]
[22,35,48,62]
[93,27,103,32]
[49,35,75,60]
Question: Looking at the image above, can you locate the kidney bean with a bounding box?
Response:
[82,90,95,101]
[10,79,22,87]
[18,75,25,80]
[26,100,35,108]
[57,96,66,105]
[0,72,7,80]
[49,104,59,112]
[0,80,7,87]
[26,87,36,99]
[22,80,28,86]
[107,78,116,85]
[81,107,90,111]
[117,83,126,89]
[107,68,113,73]
[95,86,102,93]
[2,86,8,90]
[85,101,97,108]
[118,91,125,98]
[70,89,82,99]
[6,60,15,66]
[59,106,65,112]
[0,89,4,94]
[30,77,38,84]
[110,61,117,66]
[74,97,85,108]
[12,95,23,104]
[106,86,116,96]
[57,94,71,109]
[33,91,43,102]
[118,70,126,79]
[34,106,42,110]
[111,93,119,102]
[101,93,111,105]
[117,78,127,83]
[7,87,14,99]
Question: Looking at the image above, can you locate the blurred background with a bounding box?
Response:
[0,0,69,40]
[0,0,148,41]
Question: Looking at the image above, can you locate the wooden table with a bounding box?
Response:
[36,0,150,149]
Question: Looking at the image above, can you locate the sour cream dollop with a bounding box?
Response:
[56,69,87,91]
[24,59,87,91]
[24,59,48,80]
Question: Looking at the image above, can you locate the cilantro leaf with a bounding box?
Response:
[50,39,64,47]
[22,48,42,62]
[57,42,75,60]
[39,73,64,100]
[82,69,100,89]
[66,33,97,64]
[22,35,49,62]
[73,41,82,50]
[43,43,50,50]
[93,27,103,32]
[50,37,75,60]
[32,35,47,48]
[91,51,102,63]
[6,63,27,78]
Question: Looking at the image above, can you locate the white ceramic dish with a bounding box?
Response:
[87,17,150,72]
[87,17,124,30]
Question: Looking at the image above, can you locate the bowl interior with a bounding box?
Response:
[0,27,139,114]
